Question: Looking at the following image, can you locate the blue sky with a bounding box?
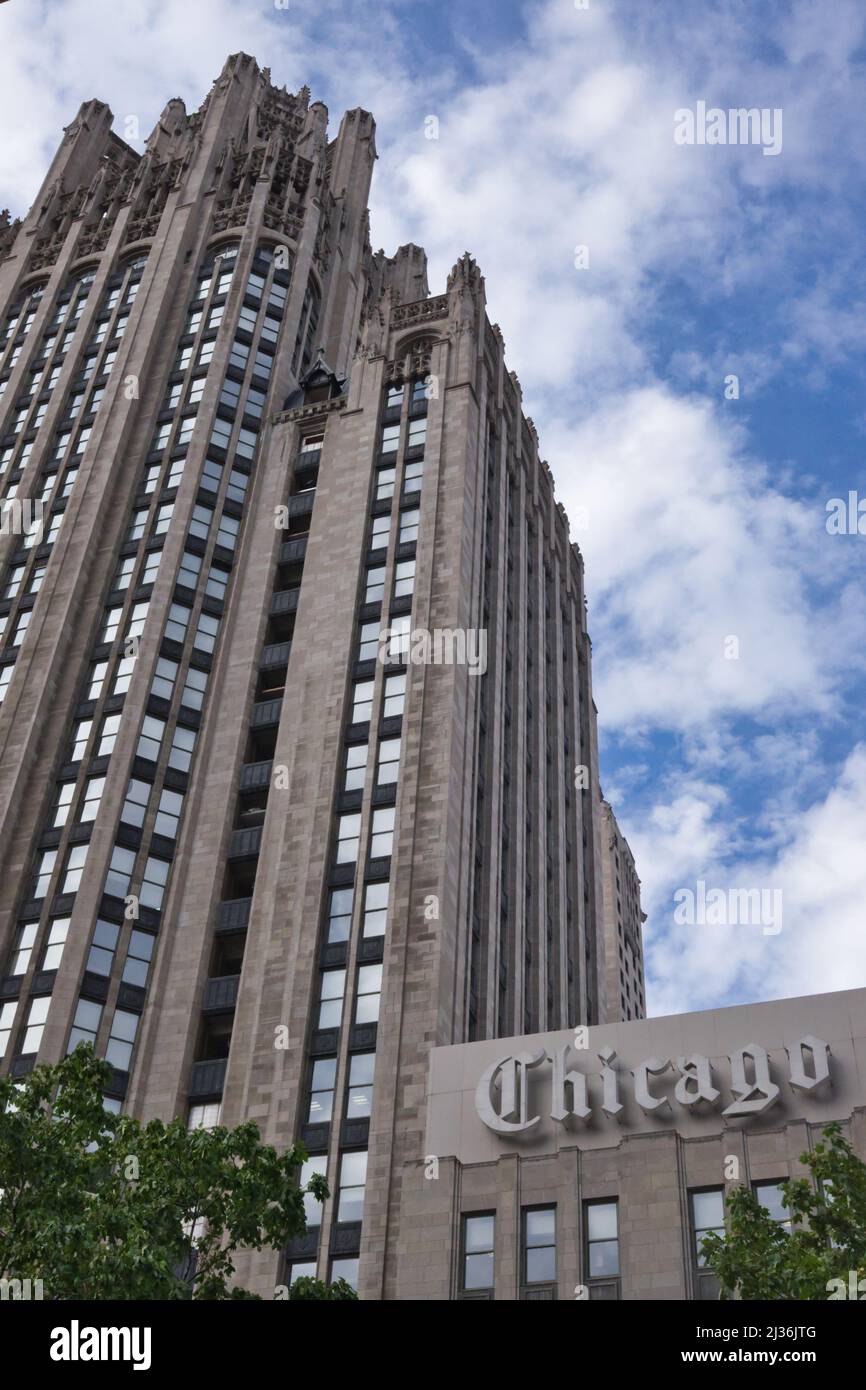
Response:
[2,0,866,1017]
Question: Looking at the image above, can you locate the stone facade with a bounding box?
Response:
[0,55,645,1298]
[599,799,646,1021]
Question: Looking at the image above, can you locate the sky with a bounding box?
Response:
[2,0,865,1019]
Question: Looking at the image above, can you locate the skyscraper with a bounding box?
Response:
[0,54,643,1298]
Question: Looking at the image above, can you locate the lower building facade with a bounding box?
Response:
[377,987,866,1300]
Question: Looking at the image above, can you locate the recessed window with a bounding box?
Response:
[402,459,423,495]
[121,777,151,828]
[585,1200,619,1278]
[300,1155,327,1228]
[70,718,93,761]
[753,1181,791,1232]
[41,917,69,971]
[97,712,122,756]
[52,781,76,827]
[327,887,354,943]
[80,774,105,822]
[86,918,120,976]
[376,738,400,786]
[462,1214,495,1291]
[121,929,154,988]
[365,566,386,605]
[398,509,419,545]
[523,1207,556,1285]
[105,1008,138,1071]
[337,1151,367,1223]
[154,788,183,839]
[352,680,374,724]
[383,673,406,717]
[68,998,103,1054]
[336,813,361,864]
[354,964,382,1024]
[343,742,368,792]
[393,560,415,598]
[10,922,38,975]
[370,513,390,548]
[105,844,136,899]
[308,1057,337,1123]
[61,843,88,894]
[362,881,389,938]
[691,1189,725,1267]
[380,423,400,455]
[369,807,395,858]
[376,466,395,501]
[0,1001,18,1058]
[318,970,346,1029]
[346,1053,375,1118]
[21,996,51,1055]
[136,714,165,762]
[139,855,170,910]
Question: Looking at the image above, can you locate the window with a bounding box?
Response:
[181,665,208,711]
[205,563,230,601]
[691,1189,725,1267]
[753,1181,792,1232]
[402,459,423,495]
[386,384,404,410]
[327,888,353,944]
[336,813,361,864]
[193,612,219,654]
[358,621,380,662]
[10,922,38,975]
[151,657,177,701]
[376,738,401,786]
[121,929,154,988]
[318,969,346,1028]
[308,1057,337,1123]
[105,844,136,899]
[105,1008,138,1071]
[121,777,151,828]
[380,423,400,455]
[362,881,389,938]
[385,614,410,661]
[140,856,170,911]
[376,466,395,501]
[41,918,69,971]
[352,680,374,724]
[370,513,390,549]
[86,919,119,976]
[137,715,165,762]
[343,742,368,792]
[142,549,161,586]
[0,1001,17,1058]
[97,712,122,756]
[383,673,406,718]
[462,1214,494,1291]
[154,502,174,535]
[188,1102,221,1131]
[70,718,92,761]
[393,560,415,598]
[61,843,88,894]
[407,416,427,450]
[337,1151,367,1223]
[80,774,105,822]
[52,781,75,827]
[112,655,137,695]
[168,724,196,772]
[67,1000,102,1050]
[102,606,123,643]
[354,963,382,1024]
[586,1200,619,1278]
[165,602,190,643]
[399,509,419,545]
[217,513,239,550]
[178,550,202,590]
[0,663,13,705]
[369,807,395,858]
[300,1155,327,1229]
[289,1262,317,1286]
[523,1207,556,1285]
[21,996,50,1054]
[125,601,149,641]
[113,555,136,591]
[154,788,183,839]
[346,1053,375,1118]
[365,566,386,604]
[33,848,57,899]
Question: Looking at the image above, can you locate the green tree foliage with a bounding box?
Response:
[0,1045,356,1300]
[702,1124,866,1299]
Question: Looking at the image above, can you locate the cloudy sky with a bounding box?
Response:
[2,0,865,1018]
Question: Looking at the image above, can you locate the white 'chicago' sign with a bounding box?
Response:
[475,1036,831,1135]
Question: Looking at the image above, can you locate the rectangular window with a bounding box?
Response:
[352,680,374,724]
[354,963,382,1024]
[402,459,423,495]
[105,844,136,899]
[462,1214,495,1292]
[52,781,75,827]
[358,621,380,662]
[383,673,406,718]
[97,712,122,756]
[165,602,190,643]
[318,969,346,1029]
[393,560,415,598]
[376,738,400,786]
[586,1200,619,1279]
[105,1008,138,1071]
[137,715,165,762]
[370,513,390,549]
[80,774,105,822]
[193,612,219,654]
[336,813,361,864]
[337,1151,367,1223]
[151,656,178,701]
[308,1057,337,1123]
[87,918,120,976]
[21,996,50,1054]
[376,466,395,501]
[70,718,92,761]
[112,654,137,696]
[168,724,196,772]
[121,777,151,828]
[41,917,70,971]
[343,742,368,793]
[399,509,419,545]
[327,887,353,944]
[346,1052,375,1119]
[121,929,155,988]
[380,423,400,455]
[365,566,386,605]
[369,807,395,858]
[178,550,202,590]
[181,665,208,711]
[0,1001,17,1058]
[61,843,88,894]
[140,856,170,911]
[362,881,389,938]
[154,788,183,839]
[523,1207,556,1286]
[10,922,38,975]
[300,1155,327,1229]
[753,1181,791,1232]
[691,1189,725,1267]
[407,417,427,450]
